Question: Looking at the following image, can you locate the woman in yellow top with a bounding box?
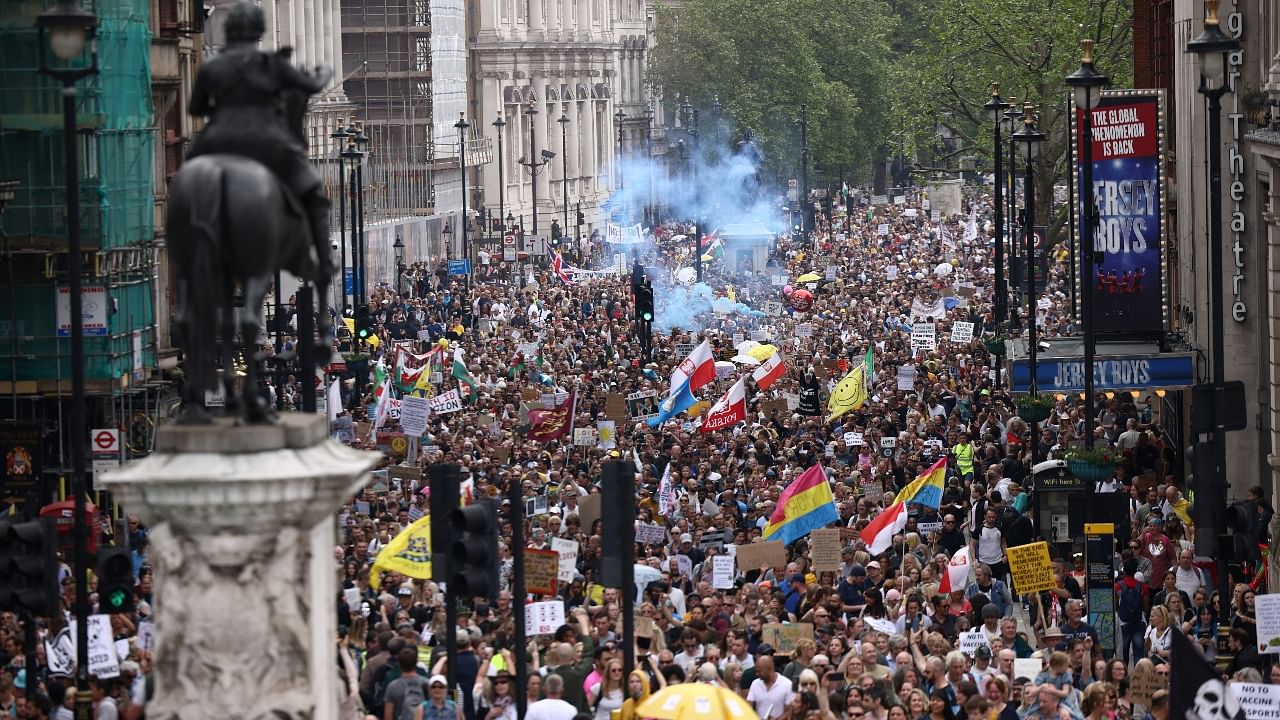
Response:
[616,669,652,720]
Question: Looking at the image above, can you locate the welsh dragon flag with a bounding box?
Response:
[452,348,478,402]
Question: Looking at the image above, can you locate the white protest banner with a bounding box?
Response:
[910,324,936,351]
[45,627,75,676]
[795,323,814,338]
[917,521,942,535]
[843,432,858,446]
[886,265,899,281]
[950,321,974,344]
[551,537,579,582]
[428,389,462,414]
[136,621,156,653]
[751,329,768,341]
[399,395,430,437]
[877,223,890,236]
[772,274,788,286]
[712,555,735,589]
[1236,683,1280,720]
[865,617,896,636]
[825,266,839,281]
[525,600,566,635]
[1255,593,1280,653]
[635,523,667,545]
[910,297,947,320]
[573,427,596,446]
[762,301,783,316]
[784,393,801,410]
[851,432,864,446]
[897,366,917,390]
[68,615,121,678]
[958,629,990,657]
[596,420,617,449]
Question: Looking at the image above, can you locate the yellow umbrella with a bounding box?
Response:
[634,682,760,720]
[746,344,778,362]
[795,272,822,283]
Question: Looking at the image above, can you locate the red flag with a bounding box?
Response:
[527,390,577,442]
[859,502,907,556]
[699,377,747,433]
[938,547,970,594]
[752,353,786,390]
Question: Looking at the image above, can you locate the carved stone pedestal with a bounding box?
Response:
[103,415,378,720]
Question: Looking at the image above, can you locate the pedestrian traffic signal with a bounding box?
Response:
[601,462,637,588]
[354,306,372,341]
[0,518,60,617]
[96,546,135,614]
[634,284,654,323]
[449,501,498,600]
[550,220,562,246]
[576,210,585,226]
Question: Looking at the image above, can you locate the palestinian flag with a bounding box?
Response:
[452,348,478,402]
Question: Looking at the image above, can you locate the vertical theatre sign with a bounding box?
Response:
[1225,0,1248,321]
[1073,90,1168,336]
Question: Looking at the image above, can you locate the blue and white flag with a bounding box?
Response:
[646,377,697,427]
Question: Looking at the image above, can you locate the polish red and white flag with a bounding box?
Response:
[752,353,786,390]
[699,376,747,433]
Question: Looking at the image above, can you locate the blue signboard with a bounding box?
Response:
[343,268,361,296]
[1010,353,1194,393]
[448,258,471,275]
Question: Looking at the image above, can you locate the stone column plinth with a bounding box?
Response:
[103,416,379,720]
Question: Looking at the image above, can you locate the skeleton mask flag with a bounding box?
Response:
[1171,627,1245,720]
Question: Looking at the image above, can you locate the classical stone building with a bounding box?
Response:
[467,0,659,249]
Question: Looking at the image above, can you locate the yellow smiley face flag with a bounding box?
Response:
[827,364,867,421]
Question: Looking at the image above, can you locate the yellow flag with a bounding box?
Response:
[726,285,736,302]
[365,334,381,349]
[368,514,432,590]
[343,317,355,335]
[827,365,867,422]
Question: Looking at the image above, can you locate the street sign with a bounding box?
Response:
[502,248,517,262]
[90,429,120,456]
[788,179,798,188]
[447,258,471,275]
[503,234,516,246]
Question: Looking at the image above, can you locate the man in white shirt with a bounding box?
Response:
[1116,419,1143,451]
[1174,548,1210,598]
[746,655,793,719]
[525,673,578,720]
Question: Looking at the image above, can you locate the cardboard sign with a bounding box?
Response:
[734,540,787,571]
[950,321,975,344]
[605,393,628,422]
[525,600,566,636]
[886,265,899,281]
[877,223,890,236]
[761,623,814,656]
[958,629,991,657]
[825,266,839,281]
[524,549,560,596]
[551,537,579,583]
[1126,662,1166,709]
[578,494,602,530]
[635,523,667,545]
[1255,593,1280,654]
[762,398,790,416]
[399,395,430,437]
[44,627,74,677]
[712,555,736,589]
[635,615,657,641]
[1235,683,1280,720]
[809,528,843,573]
[1007,541,1057,595]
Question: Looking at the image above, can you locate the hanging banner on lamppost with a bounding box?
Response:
[1071,89,1168,337]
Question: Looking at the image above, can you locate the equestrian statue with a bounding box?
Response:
[167,1,334,423]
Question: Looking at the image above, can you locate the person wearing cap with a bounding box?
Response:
[969,644,996,693]
[413,673,459,720]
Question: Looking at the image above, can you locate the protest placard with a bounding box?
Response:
[1007,541,1057,595]
[910,324,936,351]
[712,556,736,589]
[762,301,784,316]
[886,265,899,281]
[399,395,430,437]
[626,390,659,420]
[950,321,975,344]
[551,537,579,583]
[734,540,787,571]
[1126,662,1166,709]
[429,389,462,414]
[1012,659,1041,681]
[795,323,814,338]
[578,494,602,529]
[635,523,667,545]
[958,630,990,657]
[917,521,942,535]
[635,616,657,642]
[1235,683,1280,720]
[761,623,814,656]
[810,528,843,573]
[604,393,628,421]
[877,223,890,236]
[525,601,566,635]
[1255,593,1280,653]
[573,427,596,446]
[524,549,559,596]
[897,366,916,390]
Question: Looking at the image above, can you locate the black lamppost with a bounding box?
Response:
[35,2,97,714]
[644,103,655,227]
[983,84,1010,339]
[393,234,405,295]
[1013,103,1045,464]
[615,108,626,222]
[1186,0,1239,626]
[518,101,550,257]
[557,113,570,249]
[455,113,470,291]
[343,121,368,309]
[798,103,810,244]
[1002,100,1022,286]
[1066,40,1110,450]
[493,113,507,255]
[354,121,369,307]
[679,97,701,282]
[331,119,350,311]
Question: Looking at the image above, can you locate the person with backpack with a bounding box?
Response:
[1113,558,1147,666]
[383,648,430,720]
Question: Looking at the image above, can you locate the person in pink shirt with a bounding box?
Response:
[1139,516,1176,598]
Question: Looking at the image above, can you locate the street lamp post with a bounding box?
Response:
[518,101,551,260]
[680,98,701,282]
[1002,100,1021,288]
[352,121,369,308]
[1013,103,1046,464]
[984,84,1010,389]
[558,113,570,253]
[35,2,98,715]
[455,113,470,292]
[1066,39,1111,451]
[644,104,655,227]
[331,119,350,311]
[615,108,626,222]
[493,113,507,259]
[1186,0,1240,626]
[798,103,809,244]
[393,234,405,295]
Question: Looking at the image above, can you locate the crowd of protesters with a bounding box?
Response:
[2,185,1277,720]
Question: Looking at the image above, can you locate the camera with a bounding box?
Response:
[331,239,340,251]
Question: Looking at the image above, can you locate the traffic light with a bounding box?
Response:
[354,306,372,341]
[634,283,654,323]
[96,545,135,614]
[576,209,585,226]
[429,464,460,583]
[601,462,637,588]
[550,220,561,247]
[0,518,60,617]
[1226,500,1260,566]
[448,500,498,600]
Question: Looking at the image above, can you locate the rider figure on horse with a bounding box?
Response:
[187,1,334,280]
